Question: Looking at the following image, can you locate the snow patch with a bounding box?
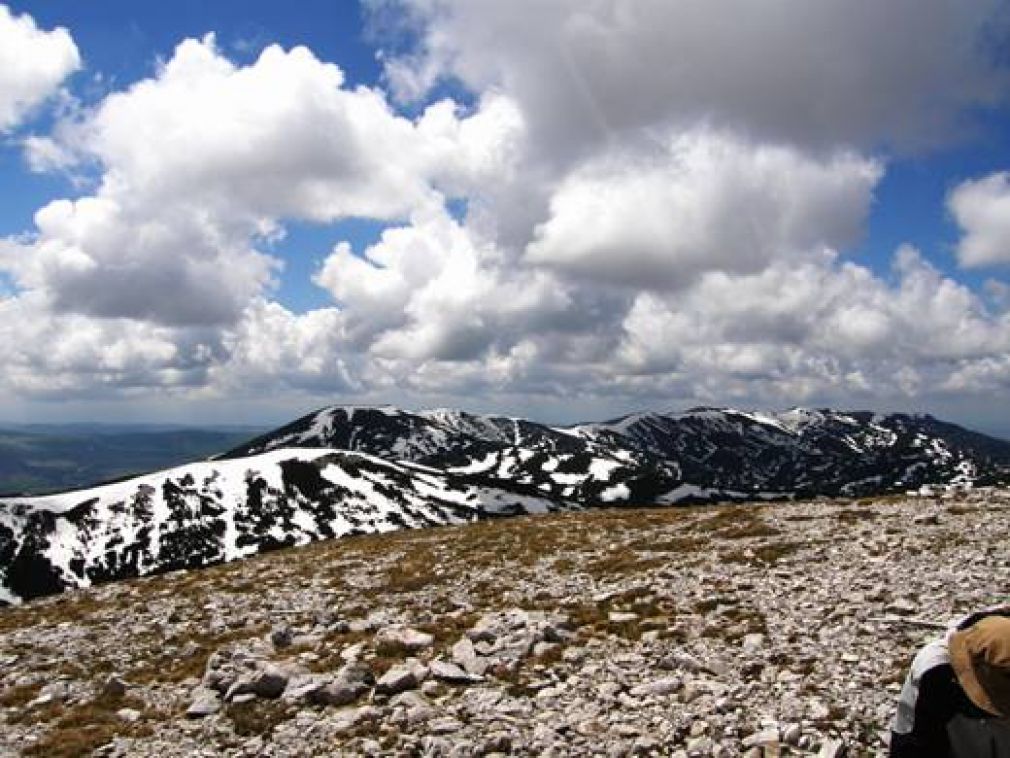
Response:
[448,452,498,475]
[658,483,718,503]
[0,584,20,606]
[550,472,583,486]
[588,458,621,481]
[600,483,630,502]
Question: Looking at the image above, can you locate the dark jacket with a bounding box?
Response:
[890,609,1010,758]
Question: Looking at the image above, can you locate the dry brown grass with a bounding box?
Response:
[947,504,977,516]
[20,691,156,758]
[693,598,723,614]
[127,625,266,685]
[0,593,109,634]
[721,606,768,641]
[224,699,295,737]
[7,698,65,726]
[24,723,147,758]
[382,553,445,594]
[690,504,765,529]
[0,682,41,708]
[303,628,372,673]
[720,521,782,540]
[835,508,880,523]
[721,541,803,566]
[412,611,480,649]
[582,552,667,578]
[623,535,708,553]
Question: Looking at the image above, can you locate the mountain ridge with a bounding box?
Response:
[2,404,1009,604]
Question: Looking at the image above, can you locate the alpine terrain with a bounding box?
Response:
[1,405,1008,604]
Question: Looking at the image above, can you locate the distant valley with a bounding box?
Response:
[0,425,264,496]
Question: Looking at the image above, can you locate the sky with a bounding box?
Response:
[1,1,1010,435]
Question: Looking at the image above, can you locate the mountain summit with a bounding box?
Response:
[1,405,1008,603]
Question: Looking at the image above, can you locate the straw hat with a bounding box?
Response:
[950,615,1010,718]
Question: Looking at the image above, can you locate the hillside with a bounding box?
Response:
[2,405,1009,604]
[1,489,1006,756]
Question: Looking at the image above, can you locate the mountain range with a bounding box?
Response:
[2,404,1008,604]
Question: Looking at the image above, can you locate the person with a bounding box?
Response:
[890,607,1010,757]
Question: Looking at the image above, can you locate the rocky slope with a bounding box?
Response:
[1,488,1007,756]
[2,405,1009,605]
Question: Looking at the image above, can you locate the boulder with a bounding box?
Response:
[185,687,221,718]
[315,678,368,706]
[430,659,481,684]
[225,664,289,701]
[270,624,293,648]
[375,626,434,653]
[376,664,421,695]
[101,674,127,698]
[629,677,682,697]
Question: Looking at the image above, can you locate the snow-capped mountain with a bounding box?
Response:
[227,404,1010,500]
[0,447,563,605]
[570,407,1010,499]
[223,406,668,504]
[2,405,1008,603]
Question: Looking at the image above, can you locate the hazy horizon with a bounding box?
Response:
[1,400,1009,443]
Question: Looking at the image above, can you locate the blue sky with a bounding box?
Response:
[0,0,1009,434]
[21,1,382,84]
[854,113,1010,288]
[1,0,391,313]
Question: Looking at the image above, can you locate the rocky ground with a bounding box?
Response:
[1,488,1008,757]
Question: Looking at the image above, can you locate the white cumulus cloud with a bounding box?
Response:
[616,246,1010,401]
[0,291,214,398]
[0,4,79,132]
[526,131,882,288]
[950,172,1010,267]
[375,0,1009,155]
[10,34,521,328]
[315,204,570,361]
